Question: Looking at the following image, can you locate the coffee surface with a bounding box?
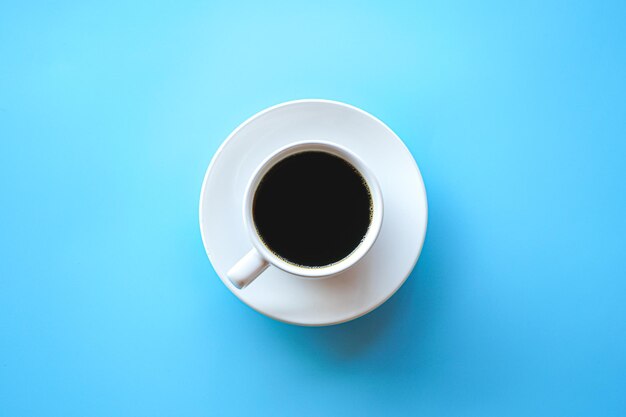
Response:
[253,151,372,267]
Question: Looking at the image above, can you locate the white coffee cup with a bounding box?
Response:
[227,141,384,289]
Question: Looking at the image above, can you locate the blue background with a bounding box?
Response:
[1,1,625,416]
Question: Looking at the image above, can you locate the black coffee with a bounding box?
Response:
[253,151,372,267]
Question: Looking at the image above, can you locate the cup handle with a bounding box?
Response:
[227,248,269,289]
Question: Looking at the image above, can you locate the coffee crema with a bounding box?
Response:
[252,151,372,267]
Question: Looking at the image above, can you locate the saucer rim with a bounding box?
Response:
[199,98,428,326]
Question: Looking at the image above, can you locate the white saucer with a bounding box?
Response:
[199,100,428,326]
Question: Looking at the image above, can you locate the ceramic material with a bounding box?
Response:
[227,141,384,289]
[199,99,427,326]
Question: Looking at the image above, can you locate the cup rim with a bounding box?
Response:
[242,140,384,278]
